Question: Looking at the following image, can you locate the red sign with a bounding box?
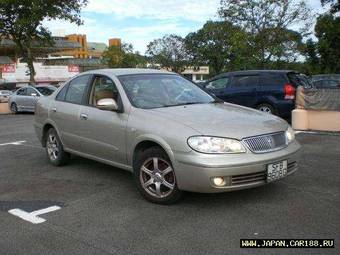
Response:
[2,64,16,73]
[68,65,80,73]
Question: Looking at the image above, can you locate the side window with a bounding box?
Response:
[206,77,229,90]
[261,74,286,86]
[64,75,90,104]
[56,84,69,101]
[233,75,259,87]
[17,88,27,96]
[90,76,119,106]
[26,87,37,96]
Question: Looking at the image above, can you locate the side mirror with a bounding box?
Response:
[97,98,118,111]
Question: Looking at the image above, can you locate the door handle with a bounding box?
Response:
[80,113,88,120]
[51,107,57,112]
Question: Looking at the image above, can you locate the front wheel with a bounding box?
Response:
[133,147,182,204]
[10,103,18,114]
[45,128,70,166]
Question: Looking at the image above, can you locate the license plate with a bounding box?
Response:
[267,160,287,182]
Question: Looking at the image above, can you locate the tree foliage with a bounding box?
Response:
[321,0,340,14]
[218,0,311,68]
[0,0,88,84]
[146,34,188,73]
[185,21,250,75]
[315,14,340,73]
[102,43,146,68]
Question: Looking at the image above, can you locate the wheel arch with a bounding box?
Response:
[41,121,63,148]
[131,136,175,171]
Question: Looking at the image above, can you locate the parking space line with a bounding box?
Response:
[8,205,61,224]
[0,140,26,146]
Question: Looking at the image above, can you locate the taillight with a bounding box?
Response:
[284,83,296,100]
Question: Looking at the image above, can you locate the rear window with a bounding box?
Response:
[261,73,287,86]
[232,75,259,87]
[36,87,56,96]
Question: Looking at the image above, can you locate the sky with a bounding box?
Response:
[43,0,329,54]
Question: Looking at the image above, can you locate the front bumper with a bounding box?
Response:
[173,140,301,193]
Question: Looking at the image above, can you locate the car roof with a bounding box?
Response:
[82,68,173,77]
[211,70,297,79]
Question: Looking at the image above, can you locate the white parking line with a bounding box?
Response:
[0,140,26,146]
[8,206,61,224]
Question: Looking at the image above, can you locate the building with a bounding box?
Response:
[56,35,122,59]
[182,66,210,81]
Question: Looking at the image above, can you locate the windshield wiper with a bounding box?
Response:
[209,99,224,104]
[163,102,204,107]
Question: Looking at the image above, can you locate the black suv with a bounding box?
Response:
[201,70,311,118]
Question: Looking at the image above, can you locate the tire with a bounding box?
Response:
[133,146,183,204]
[256,103,276,115]
[45,128,70,166]
[10,103,18,114]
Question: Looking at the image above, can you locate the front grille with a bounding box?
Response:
[231,171,266,186]
[242,132,287,153]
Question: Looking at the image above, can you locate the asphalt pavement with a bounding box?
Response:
[0,114,339,255]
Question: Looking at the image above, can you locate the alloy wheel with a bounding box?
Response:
[46,134,59,161]
[139,157,175,198]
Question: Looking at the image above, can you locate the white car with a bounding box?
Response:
[0,90,11,103]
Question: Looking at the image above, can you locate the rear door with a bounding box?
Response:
[77,75,128,165]
[24,87,40,111]
[227,75,259,107]
[259,72,288,102]
[49,74,92,152]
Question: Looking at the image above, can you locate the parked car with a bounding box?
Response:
[9,85,56,113]
[312,79,340,89]
[34,69,300,204]
[201,70,312,118]
[0,90,11,103]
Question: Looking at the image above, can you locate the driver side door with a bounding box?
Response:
[77,75,128,166]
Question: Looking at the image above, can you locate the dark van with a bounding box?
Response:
[201,70,311,118]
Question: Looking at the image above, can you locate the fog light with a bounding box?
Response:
[212,177,225,186]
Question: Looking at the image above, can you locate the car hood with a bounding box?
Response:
[150,103,288,140]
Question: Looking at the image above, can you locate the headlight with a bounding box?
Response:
[187,136,246,154]
[285,126,295,144]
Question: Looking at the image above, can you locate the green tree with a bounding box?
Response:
[102,43,146,68]
[0,0,87,84]
[218,0,311,69]
[321,0,340,14]
[315,14,340,73]
[146,34,188,73]
[185,21,251,75]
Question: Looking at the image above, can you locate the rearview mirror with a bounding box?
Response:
[97,98,118,111]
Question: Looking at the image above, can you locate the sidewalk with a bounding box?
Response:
[0,103,11,114]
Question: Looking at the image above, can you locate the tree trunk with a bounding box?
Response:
[26,47,36,85]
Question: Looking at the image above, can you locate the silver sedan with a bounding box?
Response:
[34,69,300,204]
[9,85,56,113]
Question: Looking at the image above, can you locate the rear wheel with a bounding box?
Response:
[133,146,182,204]
[256,103,276,115]
[10,103,18,114]
[45,128,70,166]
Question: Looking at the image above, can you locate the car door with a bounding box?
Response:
[227,75,259,107]
[24,87,40,111]
[49,74,92,152]
[204,77,230,101]
[15,88,27,109]
[77,75,128,165]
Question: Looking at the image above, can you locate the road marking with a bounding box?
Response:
[0,140,26,146]
[8,205,61,224]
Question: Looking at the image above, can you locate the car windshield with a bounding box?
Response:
[118,74,215,109]
[36,86,56,96]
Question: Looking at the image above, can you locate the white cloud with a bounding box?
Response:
[86,0,219,22]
